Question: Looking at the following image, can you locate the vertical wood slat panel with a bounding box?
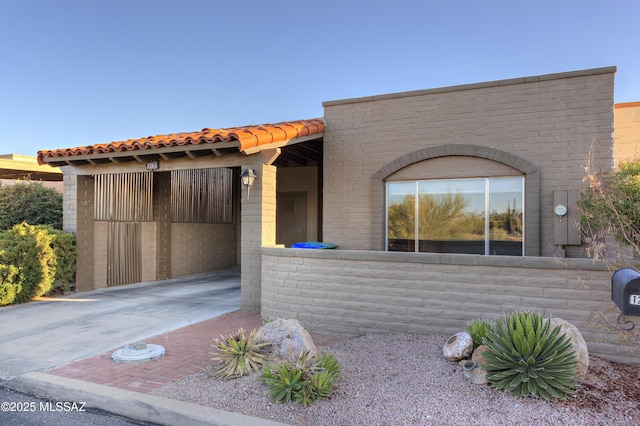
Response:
[107,221,141,286]
[171,168,233,223]
[94,173,153,221]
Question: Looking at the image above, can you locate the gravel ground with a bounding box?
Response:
[152,333,640,426]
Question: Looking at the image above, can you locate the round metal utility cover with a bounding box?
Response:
[112,342,165,364]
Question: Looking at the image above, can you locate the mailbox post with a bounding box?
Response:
[611,268,640,330]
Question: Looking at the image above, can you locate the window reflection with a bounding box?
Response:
[387,177,523,255]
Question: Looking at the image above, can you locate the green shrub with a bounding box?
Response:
[0,223,56,303]
[482,311,578,401]
[0,263,22,306]
[208,328,272,379]
[261,351,341,406]
[41,226,77,290]
[0,182,62,231]
[467,318,493,349]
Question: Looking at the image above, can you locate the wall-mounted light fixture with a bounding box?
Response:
[240,168,257,199]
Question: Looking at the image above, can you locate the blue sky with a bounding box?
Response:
[1,1,639,156]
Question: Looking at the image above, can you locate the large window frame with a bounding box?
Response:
[386,176,524,256]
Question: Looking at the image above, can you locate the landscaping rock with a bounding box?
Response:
[257,319,317,366]
[471,344,490,366]
[442,332,473,361]
[550,318,589,377]
[471,365,489,385]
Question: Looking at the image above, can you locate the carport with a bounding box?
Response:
[37,119,324,311]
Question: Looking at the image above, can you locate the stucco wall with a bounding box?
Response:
[261,247,637,365]
[321,67,616,257]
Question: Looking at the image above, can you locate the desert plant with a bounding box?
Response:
[482,311,578,401]
[261,351,341,406]
[261,362,306,404]
[467,318,493,349]
[208,328,272,379]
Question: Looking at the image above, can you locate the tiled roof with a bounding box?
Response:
[37,118,325,165]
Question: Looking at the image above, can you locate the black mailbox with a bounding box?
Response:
[612,268,640,316]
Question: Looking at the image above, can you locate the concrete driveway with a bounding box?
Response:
[0,268,241,380]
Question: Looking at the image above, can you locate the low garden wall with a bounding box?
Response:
[261,247,638,364]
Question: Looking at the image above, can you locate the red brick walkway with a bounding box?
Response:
[46,310,343,394]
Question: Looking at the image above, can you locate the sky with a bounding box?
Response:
[1,1,639,157]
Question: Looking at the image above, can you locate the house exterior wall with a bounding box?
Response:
[241,162,277,311]
[170,223,236,277]
[277,165,319,242]
[321,67,616,257]
[614,102,640,163]
[261,247,637,365]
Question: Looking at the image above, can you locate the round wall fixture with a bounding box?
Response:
[112,342,165,364]
[554,204,567,217]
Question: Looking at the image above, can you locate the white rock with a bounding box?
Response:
[257,318,317,366]
[442,332,473,361]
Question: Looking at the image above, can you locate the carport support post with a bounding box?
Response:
[240,163,276,311]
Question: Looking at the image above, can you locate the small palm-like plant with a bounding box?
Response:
[208,328,272,379]
[467,318,493,349]
[260,351,341,406]
[482,311,578,401]
[261,363,306,403]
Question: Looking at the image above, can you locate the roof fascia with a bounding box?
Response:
[241,133,324,155]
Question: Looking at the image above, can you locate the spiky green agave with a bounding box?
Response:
[467,318,494,349]
[482,311,578,401]
[260,351,341,406]
[209,328,272,379]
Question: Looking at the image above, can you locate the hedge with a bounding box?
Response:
[0,223,77,306]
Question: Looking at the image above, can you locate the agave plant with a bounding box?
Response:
[482,311,578,401]
[209,328,272,379]
[261,363,306,403]
[260,351,341,406]
[467,318,493,349]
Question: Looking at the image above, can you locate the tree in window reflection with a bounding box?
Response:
[389,193,522,241]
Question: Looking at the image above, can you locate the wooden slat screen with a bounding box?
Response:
[94,173,153,221]
[107,222,141,286]
[171,168,233,223]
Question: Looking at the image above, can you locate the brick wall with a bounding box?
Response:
[261,247,637,364]
[321,67,616,257]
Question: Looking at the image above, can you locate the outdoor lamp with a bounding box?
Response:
[240,168,257,199]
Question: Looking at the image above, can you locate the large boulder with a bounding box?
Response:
[257,319,317,366]
[442,332,473,361]
[549,318,589,377]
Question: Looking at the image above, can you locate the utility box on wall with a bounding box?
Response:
[553,190,581,246]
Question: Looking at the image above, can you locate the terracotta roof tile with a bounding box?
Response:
[37,118,325,164]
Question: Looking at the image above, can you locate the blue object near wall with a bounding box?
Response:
[291,242,338,249]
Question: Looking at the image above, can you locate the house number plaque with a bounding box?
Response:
[630,295,640,306]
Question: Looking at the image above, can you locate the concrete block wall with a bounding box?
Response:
[261,247,638,365]
[170,223,236,277]
[321,67,616,257]
[72,175,95,292]
[241,163,277,311]
[614,102,640,163]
